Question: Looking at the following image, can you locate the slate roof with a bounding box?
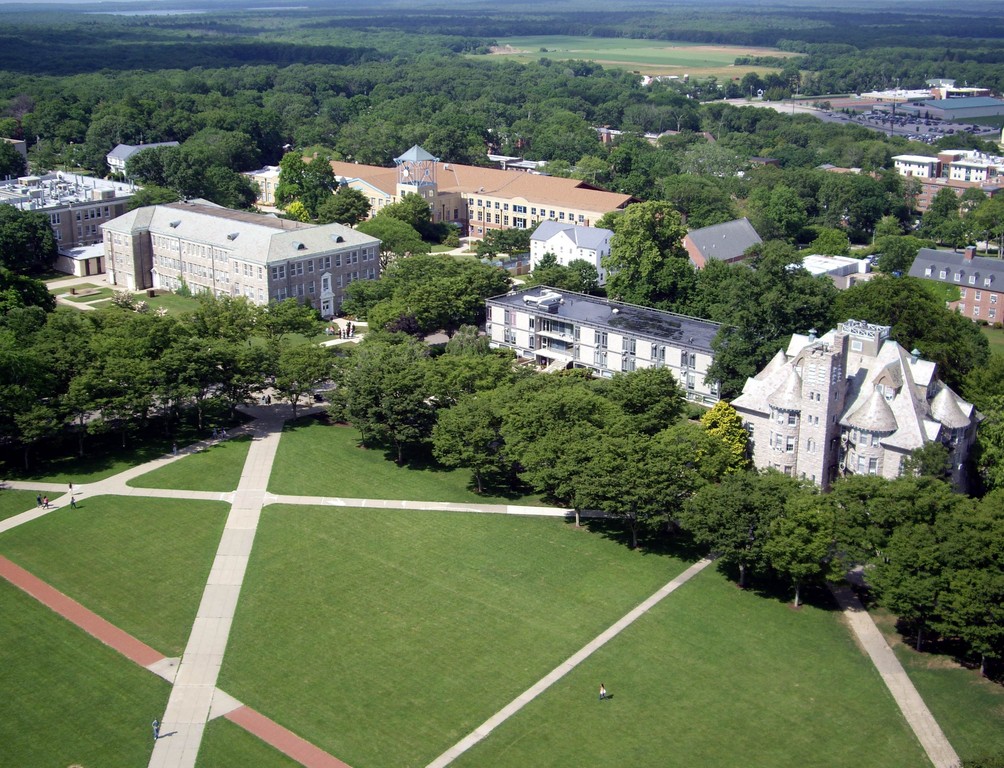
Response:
[531,221,612,250]
[102,201,378,266]
[685,217,761,263]
[908,248,1004,290]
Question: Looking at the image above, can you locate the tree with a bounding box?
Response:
[357,215,430,270]
[680,470,802,587]
[126,185,181,211]
[275,342,332,418]
[602,366,685,435]
[476,228,533,258]
[0,141,27,178]
[526,256,600,294]
[807,227,850,256]
[970,197,1004,255]
[0,207,58,273]
[747,184,808,243]
[972,396,1004,492]
[900,442,952,481]
[432,391,509,493]
[379,193,442,242]
[316,184,370,226]
[700,400,751,471]
[257,299,318,344]
[764,492,834,607]
[873,235,927,275]
[603,200,693,309]
[275,152,338,219]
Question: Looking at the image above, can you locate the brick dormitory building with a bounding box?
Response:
[248,145,636,237]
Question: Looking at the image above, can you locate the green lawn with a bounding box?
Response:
[981,324,1004,356]
[197,717,303,768]
[218,507,689,768]
[59,285,116,303]
[871,607,1004,763]
[0,579,171,767]
[457,568,929,768]
[268,418,543,504]
[0,496,229,655]
[143,291,202,314]
[0,488,50,523]
[128,435,252,492]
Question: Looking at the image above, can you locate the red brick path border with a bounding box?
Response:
[0,555,353,768]
[0,555,164,667]
[226,707,353,768]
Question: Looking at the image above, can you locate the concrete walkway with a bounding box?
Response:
[426,557,714,768]
[829,583,960,768]
[149,412,284,768]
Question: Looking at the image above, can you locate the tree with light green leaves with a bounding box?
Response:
[700,400,750,471]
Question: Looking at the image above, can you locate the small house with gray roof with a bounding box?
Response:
[683,217,762,269]
[530,221,613,285]
[908,246,1004,324]
[101,200,380,318]
[486,286,721,403]
[731,319,978,490]
[106,142,180,176]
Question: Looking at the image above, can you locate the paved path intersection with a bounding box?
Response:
[1,402,961,768]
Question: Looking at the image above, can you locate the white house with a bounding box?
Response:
[529,221,613,285]
[106,142,180,176]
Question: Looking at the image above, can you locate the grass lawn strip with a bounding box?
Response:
[0,488,51,523]
[0,579,170,768]
[0,496,229,656]
[269,419,543,505]
[219,507,688,768]
[456,567,931,768]
[128,435,252,491]
[980,325,1004,356]
[870,606,1004,763]
[197,717,305,768]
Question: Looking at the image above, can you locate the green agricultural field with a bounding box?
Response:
[128,435,252,492]
[457,569,929,768]
[268,417,543,504]
[198,718,302,768]
[0,579,171,768]
[218,507,691,768]
[491,36,795,79]
[0,496,229,655]
[871,607,1004,763]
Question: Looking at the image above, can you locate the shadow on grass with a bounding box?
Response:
[577,519,708,563]
[721,562,841,612]
[5,409,254,483]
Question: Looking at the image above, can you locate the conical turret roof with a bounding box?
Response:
[767,366,803,410]
[930,387,970,429]
[846,386,897,433]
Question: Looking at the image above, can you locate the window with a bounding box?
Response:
[939,270,947,279]
[985,278,992,287]
[974,306,981,317]
[992,295,998,304]
[806,438,815,453]
[786,436,795,453]
[954,272,961,282]
[924,267,932,277]
[595,331,607,348]
[788,412,797,425]
[271,265,286,280]
[969,275,976,285]
[990,308,997,319]
[975,290,982,301]
[868,457,878,475]
[960,288,967,298]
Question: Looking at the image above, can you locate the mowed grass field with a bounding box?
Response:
[0,579,171,768]
[268,417,543,504]
[0,496,229,656]
[492,36,795,79]
[128,434,252,492]
[217,507,927,768]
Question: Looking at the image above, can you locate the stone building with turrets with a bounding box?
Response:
[731,320,979,490]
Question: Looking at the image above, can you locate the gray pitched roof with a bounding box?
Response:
[685,217,761,262]
[395,145,438,163]
[531,221,612,250]
[106,142,180,162]
[908,248,1004,290]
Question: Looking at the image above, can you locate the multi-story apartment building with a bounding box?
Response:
[486,286,721,403]
[529,221,612,285]
[909,246,1004,324]
[244,164,280,207]
[101,200,380,317]
[0,172,135,275]
[252,145,635,238]
[731,319,978,490]
[892,150,1004,211]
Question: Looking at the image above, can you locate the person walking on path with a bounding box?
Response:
[70,496,77,509]
[36,494,42,508]
[152,718,160,741]
[599,683,607,701]
[172,443,178,456]
[42,496,49,509]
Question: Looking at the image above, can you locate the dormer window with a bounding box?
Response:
[968,275,976,284]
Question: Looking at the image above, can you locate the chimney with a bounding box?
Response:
[808,328,817,342]
[911,348,920,364]
[964,245,976,262]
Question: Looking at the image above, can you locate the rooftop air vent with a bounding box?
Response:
[227,232,239,241]
[293,241,306,250]
[331,235,344,243]
[169,220,181,228]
